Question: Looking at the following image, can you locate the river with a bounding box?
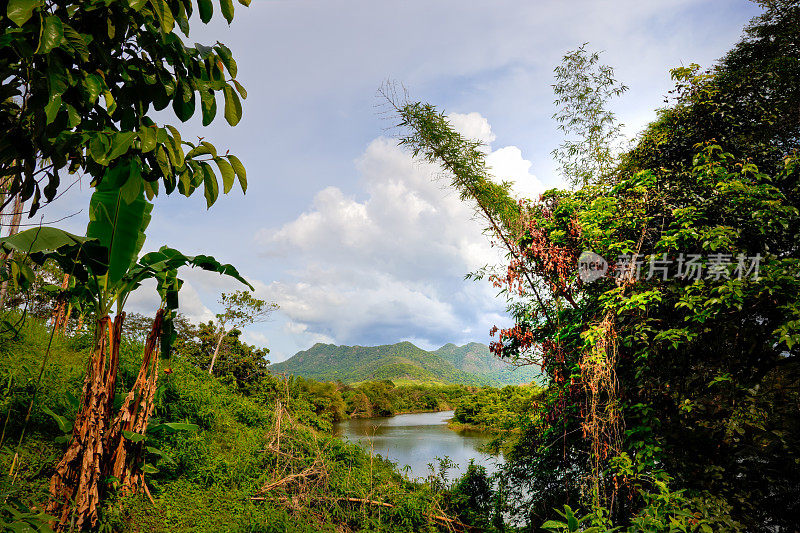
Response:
[333,410,503,481]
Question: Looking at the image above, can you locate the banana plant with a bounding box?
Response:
[0,174,251,530]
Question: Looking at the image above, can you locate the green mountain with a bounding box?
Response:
[433,342,541,385]
[269,341,540,386]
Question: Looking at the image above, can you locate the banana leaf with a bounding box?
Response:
[86,176,153,288]
[0,227,107,283]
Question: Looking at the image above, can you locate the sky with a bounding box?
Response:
[38,0,762,362]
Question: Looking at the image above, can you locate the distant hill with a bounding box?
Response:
[433,342,541,385]
[269,341,540,386]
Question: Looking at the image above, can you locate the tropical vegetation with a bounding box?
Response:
[392,1,800,530]
[0,0,798,532]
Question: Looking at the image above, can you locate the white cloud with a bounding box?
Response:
[448,112,497,146]
[448,111,544,200]
[486,146,542,199]
[256,114,530,350]
[123,278,215,323]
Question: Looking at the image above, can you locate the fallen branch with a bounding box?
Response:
[258,465,318,493]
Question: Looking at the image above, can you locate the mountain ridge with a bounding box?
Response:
[269,340,540,386]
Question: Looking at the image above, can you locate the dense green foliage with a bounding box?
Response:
[0,0,248,217]
[3,1,798,531]
[395,3,800,531]
[451,385,542,434]
[270,341,539,386]
[0,317,501,532]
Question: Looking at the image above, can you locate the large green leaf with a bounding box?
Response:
[118,246,251,359]
[7,0,42,27]
[215,157,235,193]
[202,162,218,207]
[220,0,234,23]
[39,15,64,54]
[215,44,236,77]
[149,0,175,33]
[227,154,246,192]
[61,22,89,61]
[197,0,213,23]
[86,182,153,288]
[0,227,108,282]
[172,81,195,122]
[119,245,251,315]
[0,227,88,255]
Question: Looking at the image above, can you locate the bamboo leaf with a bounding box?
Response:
[86,180,153,287]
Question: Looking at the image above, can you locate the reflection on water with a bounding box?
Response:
[333,410,503,481]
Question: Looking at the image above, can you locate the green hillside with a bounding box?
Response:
[269,341,540,385]
[434,342,542,385]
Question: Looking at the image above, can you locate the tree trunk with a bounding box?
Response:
[51,275,70,333]
[207,330,227,374]
[62,304,72,334]
[47,310,167,530]
[47,313,122,530]
[0,192,23,309]
[105,310,164,493]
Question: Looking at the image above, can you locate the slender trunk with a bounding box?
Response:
[51,275,70,332]
[207,330,226,374]
[62,304,72,334]
[0,192,23,309]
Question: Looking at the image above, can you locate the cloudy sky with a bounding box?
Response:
[43,0,761,361]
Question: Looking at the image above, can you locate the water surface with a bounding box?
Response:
[333,410,502,481]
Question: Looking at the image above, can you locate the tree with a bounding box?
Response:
[207,289,278,374]
[0,0,249,219]
[551,44,628,187]
[390,2,800,530]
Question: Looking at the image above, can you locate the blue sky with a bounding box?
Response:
[43,0,761,362]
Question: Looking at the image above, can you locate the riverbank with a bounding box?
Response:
[348,405,453,419]
[447,419,514,433]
